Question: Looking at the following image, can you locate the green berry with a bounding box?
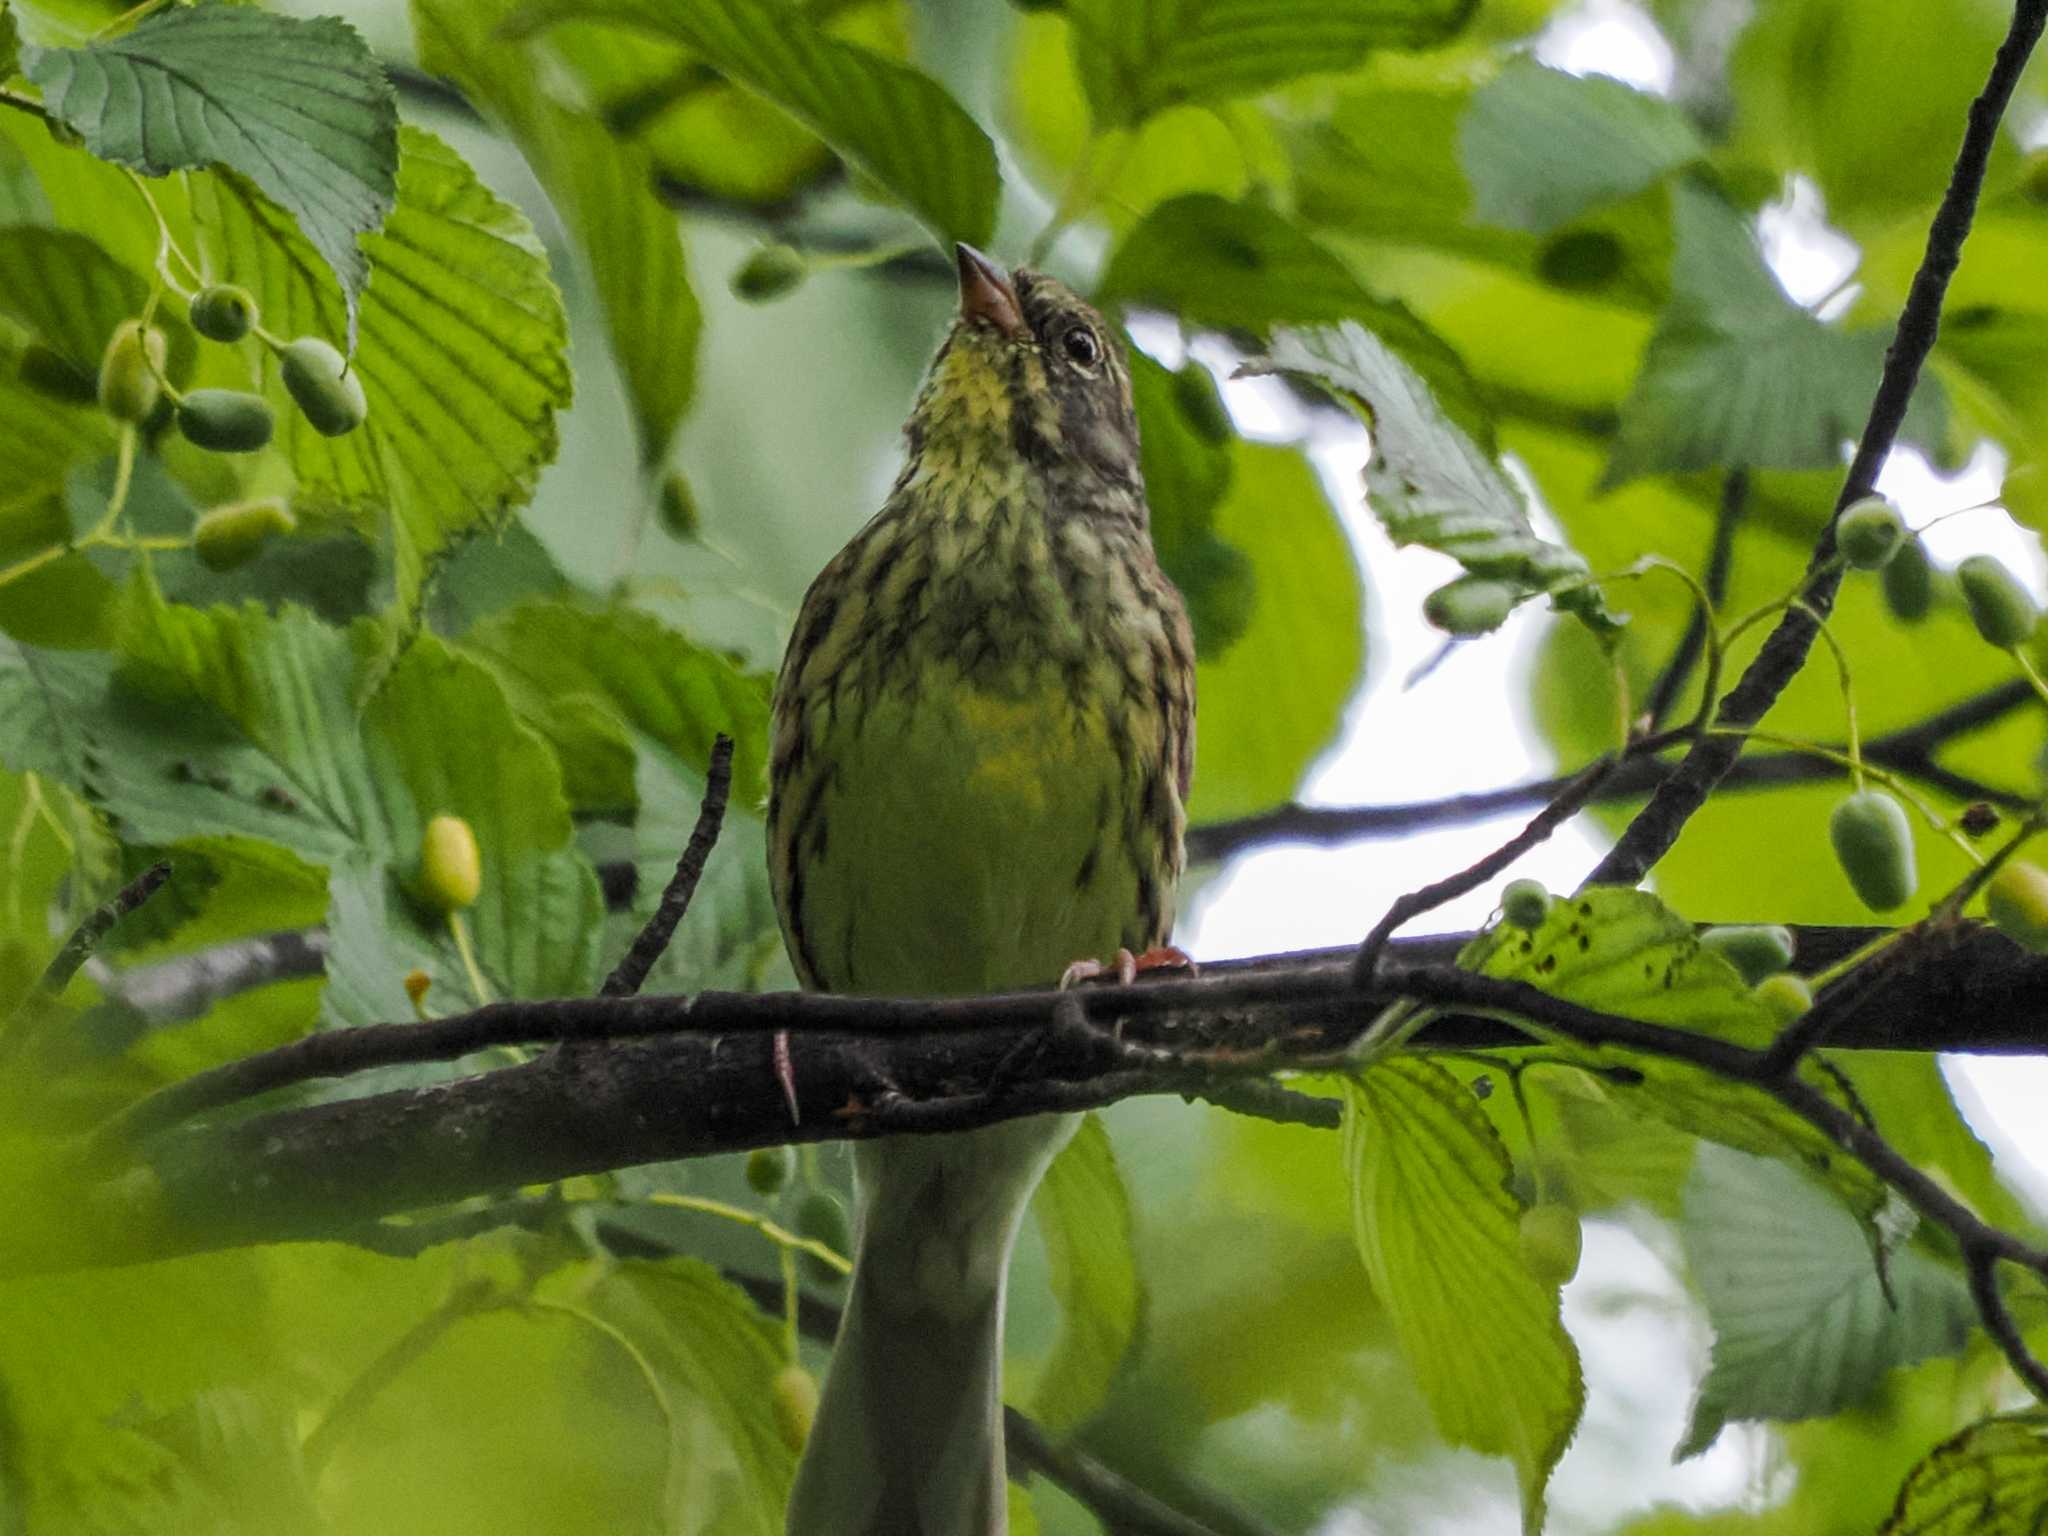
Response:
[278,336,368,436]
[657,471,701,542]
[1986,861,2048,954]
[745,1144,794,1197]
[794,1191,851,1286]
[1699,924,1796,986]
[1958,554,2039,648]
[1881,535,1933,623]
[192,496,294,570]
[1836,496,1904,570]
[188,283,257,343]
[1423,576,1518,637]
[175,389,275,453]
[96,319,166,423]
[770,1363,819,1452]
[1171,362,1233,444]
[1829,790,1917,913]
[732,245,808,303]
[17,342,96,403]
[1500,878,1551,930]
[419,814,482,912]
[1755,972,1813,1024]
[1517,1202,1582,1286]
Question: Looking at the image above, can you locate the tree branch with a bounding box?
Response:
[601,735,733,998]
[1587,0,2048,888]
[1642,468,1746,731]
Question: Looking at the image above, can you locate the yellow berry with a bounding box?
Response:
[419,814,482,912]
[97,319,167,423]
[192,497,294,570]
[1754,972,1813,1024]
[1986,861,2048,955]
[770,1363,819,1452]
[1517,1202,1582,1286]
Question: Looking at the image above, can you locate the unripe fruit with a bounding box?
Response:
[1836,496,1904,570]
[1171,362,1233,444]
[732,244,807,303]
[97,319,166,423]
[192,496,294,570]
[1958,554,2039,648]
[1986,861,2048,954]
[188,283,257,343]
[746,1144,795,1196]
[657,471,700,541]
[1699,924,1796,986]
[18,342,96,403]
[1882,535,1933,623]
[1518,1202,1582,1286]
[1500,878,1551,930]
[419,814,482,912]
[403,968,432,1008]
[1829,790,1917,913]
[794,1191,851,1285]
[278,336,368,436]
[176,389,275,453]
[1755,972,1813,1023]
[1423,575,1517,637]
[770,1363,819,1452]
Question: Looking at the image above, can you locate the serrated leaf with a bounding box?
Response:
[1100,194,1492,446]
[1462,886,1890,1221]
[0,225,158,376]
[1881,1412,2048,1535]
[415,0,696,467]
[512,0,997,245]
[1606,182,1946,486]
[1344,1057,1583,1533]
[1066,0,1478,128]
[461,599,772,806]
[1677,1147,1973,1459]
[1459,58,1703,234]
[1128,349,1251,656]
[25,4,396,338]
[1258,322,1621,640]
[189,125,572,615]
[1029,1113,1141,1433]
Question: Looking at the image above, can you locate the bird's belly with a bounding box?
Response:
[798,673,1138,998]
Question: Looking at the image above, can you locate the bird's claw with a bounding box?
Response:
[1059,946,1197,989]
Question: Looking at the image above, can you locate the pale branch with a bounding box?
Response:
[1187,678,2034,865]
[602,734,733,999]
[1588,0,2048,888]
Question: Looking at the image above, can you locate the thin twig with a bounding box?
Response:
[1966,1249,2048,1401]
[1643,469,1747,731]
[14,862,172,1016]
[1588,0,2048,889]
[601,735,734,998]
[1351,756,1621,984]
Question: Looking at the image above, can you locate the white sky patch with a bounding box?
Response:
[1757,176,1862,312]
[1535,0,1677,94]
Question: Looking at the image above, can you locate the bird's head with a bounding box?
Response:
[904,245,1144,520]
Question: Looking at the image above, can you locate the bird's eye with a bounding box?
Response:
[1061,326,1101,369]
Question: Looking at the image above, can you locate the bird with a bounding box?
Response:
[766,244,1196,1536]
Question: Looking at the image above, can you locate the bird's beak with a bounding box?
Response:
[956,244,1026,340]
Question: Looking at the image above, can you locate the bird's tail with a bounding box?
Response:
[785,1115,1075,1536]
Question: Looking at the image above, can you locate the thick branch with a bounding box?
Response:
[1588,1,2048,888]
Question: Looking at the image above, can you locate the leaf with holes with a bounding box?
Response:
[188,126,571,616]
[25,5,396,337]
[509,0,996,245]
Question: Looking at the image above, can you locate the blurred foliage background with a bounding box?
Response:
[3,0,2048,1531]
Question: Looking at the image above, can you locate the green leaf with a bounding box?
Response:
[461,599,772,808]
[0,225,178,379]
[1029,1113,1142,1433]
[1676,1147,1973,1459]
[1128,350,1252,656]
[1344,1057,1583,1533]
[25,4,397,337]
[414,0,697,467]
[1258,322,1621,639]
[1100,194,1492,445]
[0,4,18,81]
[1881,1412,2048,1536]
[1605,182,1946,486]
[512,0,997,245]
[1188,441,1363,822]
[1065,0,1478,128]
[1459,58,1703,234]
[189,126,572,614]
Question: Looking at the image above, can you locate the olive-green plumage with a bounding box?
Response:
[768,249,1193,1536]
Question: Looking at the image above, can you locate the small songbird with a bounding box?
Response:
[767,246,1195,1535]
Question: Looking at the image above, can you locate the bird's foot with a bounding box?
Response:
[1059,945,1198,989]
